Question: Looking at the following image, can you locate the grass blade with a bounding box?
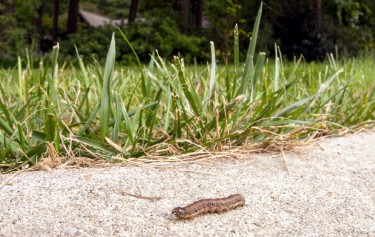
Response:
[237,2,263,96]
[207,41,217,101]
[99,33,116,141]
[118,28,149,97]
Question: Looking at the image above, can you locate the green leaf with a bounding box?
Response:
[99,33,116,141]
[75,136,122,155]
[207,41,217,101]
[118,29,148,97]
[238,2,263,96]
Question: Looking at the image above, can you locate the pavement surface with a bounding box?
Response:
[0,130,374,236]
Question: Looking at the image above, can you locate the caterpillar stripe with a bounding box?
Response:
[172,194,245,219]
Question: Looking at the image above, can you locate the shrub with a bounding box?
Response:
[59,15,206,64]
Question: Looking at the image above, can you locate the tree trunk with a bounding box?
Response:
[33,4,43,52]
[53,0,59,41]
[128,0,139,24]
[195,0,203,29]
[67,0,79,34]
[316,0,322,31]
[180,0,190,33]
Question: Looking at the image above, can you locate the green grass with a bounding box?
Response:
[0,4,374,172]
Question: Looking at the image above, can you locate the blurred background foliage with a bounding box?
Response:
[0,0,374,66]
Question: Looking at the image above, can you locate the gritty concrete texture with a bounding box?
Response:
[0,130,374,236]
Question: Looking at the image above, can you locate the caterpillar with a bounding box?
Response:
[172,194,245,220]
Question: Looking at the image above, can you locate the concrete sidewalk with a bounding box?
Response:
[1,130,374,236]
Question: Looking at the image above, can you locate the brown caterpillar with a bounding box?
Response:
[172,194,245,219]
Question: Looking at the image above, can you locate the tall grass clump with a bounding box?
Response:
[0,2,374,172]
